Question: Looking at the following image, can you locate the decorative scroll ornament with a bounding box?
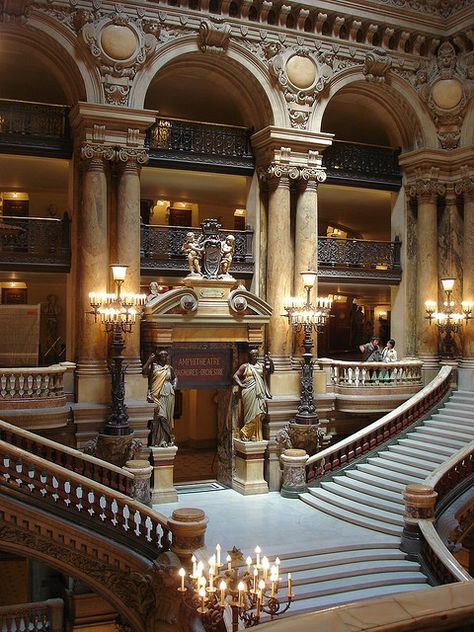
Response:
[258,163,326,182]
[408,169,447,200]
[363,48,392,82]
[197,19,231,53]
[74,6,161,105]
[80,142,116,164]
[115,147,149,168]
[413,42,473,150]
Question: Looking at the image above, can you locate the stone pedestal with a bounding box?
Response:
[168,507,208,565]
[400,483,438,555]
[150,445,179,504]
[232,439,269,495]
[280,449,308,498]
[94,432,137,467]
[124,459,153,505]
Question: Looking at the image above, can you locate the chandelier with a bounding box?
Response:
[178,544,294,631]
[425,277,472,357]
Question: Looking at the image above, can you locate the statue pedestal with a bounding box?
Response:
[232,439,269,495]
[150,445,179,504]
[93,432,137,467]
[280,449,308,499]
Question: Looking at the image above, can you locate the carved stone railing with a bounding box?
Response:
[318,358,422,387]
[323,141,402,190]
[147,117,254,174]
[306,365,453,483]
[318,236,402,283]
[0,418,134,496]
[0,99,71,158]
[0,440,171,559]
[0,598,64,632]
[0,215,71,272]
[0,363,71,405]
[141,223,254,277]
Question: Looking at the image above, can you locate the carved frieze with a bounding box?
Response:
[408,169,447,201]
[258,163,326,182]
[363,48,392,83]
[197,18,231,53]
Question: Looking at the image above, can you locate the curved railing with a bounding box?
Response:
[0,418,134,496]
[0,440,170,558]
[0,363,73,404]
[318,358,423,386]
[0,598,63,632]
[306,365,453,483]
[426,442,474,505]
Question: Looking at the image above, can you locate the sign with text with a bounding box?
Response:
[173,347,232,389]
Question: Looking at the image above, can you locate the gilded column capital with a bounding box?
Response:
[80,143,115,166]
[408,178,446,202]
[115,147,149,169]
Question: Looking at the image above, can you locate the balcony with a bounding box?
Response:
[318,235,402,284]
[141,223,254,277]
[146,117,254,175]
[0,215,71,272]
[323,140,402,190]
[0,99,72,158]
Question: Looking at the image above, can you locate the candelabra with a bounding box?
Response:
[283,270,333,424]
[178,545,294,631]
[425,277,472,358]
[88,264,146,435]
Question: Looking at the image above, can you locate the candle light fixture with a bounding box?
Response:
[178,545,293,631]
[425,277,472,358]
[88,264,146,435]
[283,270,333,425]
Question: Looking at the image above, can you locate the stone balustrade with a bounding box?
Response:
[318,358,423,386]
[0,598,64,632]
[0,363,73,404]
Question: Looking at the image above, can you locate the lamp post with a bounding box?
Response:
[88,264,146,436]
[178,544,293,631]
[425,277,472,358]
[283,270,332,425]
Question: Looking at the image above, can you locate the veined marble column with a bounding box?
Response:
[456,172,474,365]
[115,148,148,369]
[409,177,445,367]
[261,165,294,369]
[76,144,114,400]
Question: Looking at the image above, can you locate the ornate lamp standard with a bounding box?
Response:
[88,264,146,436]
[283,270,332,425]
[425,277,472,358]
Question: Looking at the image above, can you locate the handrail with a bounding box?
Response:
[0,440,171,557]
[318,358,422,386]
[419,520,472,583]
[306,365,453,482]
[425,440,474,502]
[0,418,134,496]
[0,598,64,632]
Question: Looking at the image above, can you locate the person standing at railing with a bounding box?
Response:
[382,338,398,382]
[359,336,382,362]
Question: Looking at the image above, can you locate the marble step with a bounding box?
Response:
[320,481,404,514]
[366,456,427,479]
[430,414,474,428]
[414,426,471,445]
[376,450,437,472]
[423,419,474,435]
[441,402,474,415]
[300,493,403,536]
[346,469,406,493]
[288,559,421,586]
[397,437,457,457]
[332,475,404,505]
[356,463,423,485]
[307,488,404,526]
[387,444,446,464]
[450,392,474,404]
[278,548,408,574]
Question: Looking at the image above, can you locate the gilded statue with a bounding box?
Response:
[143,349,177,446]
[233,349,274,441]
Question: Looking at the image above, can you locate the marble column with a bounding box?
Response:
[263,166,294,369]
[409,176,445,367]
[115,148,148,370]
[76,144,114,401]
[456,173,474,366]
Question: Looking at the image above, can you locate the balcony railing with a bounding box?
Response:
[0,99,72,158]
[323,140,402,190]
[0,215,71,271]
[0,599,64,632]
[141,223,254,277]
[147,117,254,174]
[318,235,402,283]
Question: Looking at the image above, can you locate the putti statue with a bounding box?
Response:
[181,218,235,280]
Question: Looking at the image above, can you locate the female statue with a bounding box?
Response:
[142,349,177,446]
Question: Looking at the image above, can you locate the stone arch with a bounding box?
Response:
[0,18,99,104]
[131,38,287,130]
[310,68,438,151]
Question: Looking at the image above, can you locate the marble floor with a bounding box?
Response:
[154,488,399,558]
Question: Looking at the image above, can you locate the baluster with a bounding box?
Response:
[44,374,50,396]
[87,489,96,516]
[35,374,42,397]
[1,374,6,397]
[145,516,153,542]
[27,373,33,395]
[122,504,130,531]
[52,475,59,501]
[348,367,353,385]
[99,494,107,521]
[134,510,142,537]
[18,374,25,396]
[32,612,40,631]
[8,374,16,398]
[63,479,71,506]
[76,484,83,511]
[354,366,360,385]
[361,367,366,385]
[111,498,119,526]
[27,463,36,492]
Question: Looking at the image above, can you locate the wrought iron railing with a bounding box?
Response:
[141,223,254,276]
[318,236,401,269]
[0,598,64,632]
[0,215,71,271]
[323,140,402,190]
[0,99,71,157]
[147,117,254,173]
[306,366,453,483]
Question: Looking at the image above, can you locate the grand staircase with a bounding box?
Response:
[271,388,474,617]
